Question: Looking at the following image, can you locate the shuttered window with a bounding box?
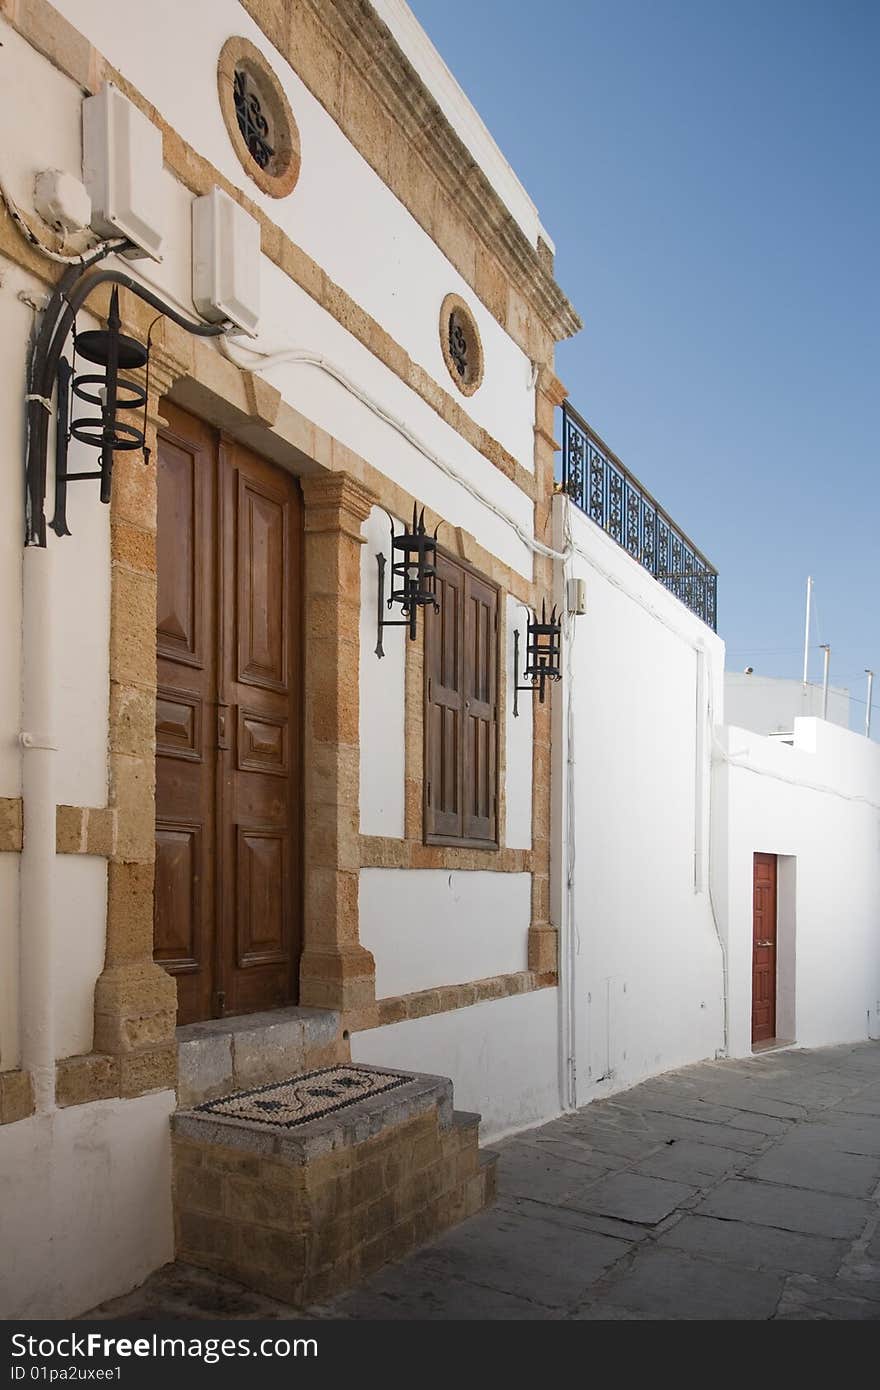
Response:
[424,553,498,846]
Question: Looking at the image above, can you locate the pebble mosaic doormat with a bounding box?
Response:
[194,1064,410,1129]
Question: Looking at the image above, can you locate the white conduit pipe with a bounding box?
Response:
[19,546,57,1112]
[220,336,566,563]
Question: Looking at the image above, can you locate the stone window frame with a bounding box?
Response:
[439,293,484,397]
[217,36,301,199]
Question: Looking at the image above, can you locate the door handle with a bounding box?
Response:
[755,939,774,947]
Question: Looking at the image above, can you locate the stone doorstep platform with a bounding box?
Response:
[172,1064,498,1307]
[176,1006,347,1108]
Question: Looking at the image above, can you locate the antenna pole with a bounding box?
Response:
[802,575,812,690]
[820,644,830,719]
[866,670,874,738]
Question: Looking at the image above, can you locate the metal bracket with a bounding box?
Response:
[374,551,411,658]
[512,627,536,718]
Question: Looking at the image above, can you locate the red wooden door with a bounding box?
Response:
[752,852,778,1044]
[154,404,303,1024]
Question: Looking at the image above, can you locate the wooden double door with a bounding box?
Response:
[154,403,303,1025]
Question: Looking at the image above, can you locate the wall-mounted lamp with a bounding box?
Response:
[375,504,441,658]
[25,264,228,548]
[513,600,562,716]
[51,287,149,536]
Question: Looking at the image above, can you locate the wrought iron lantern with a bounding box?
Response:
[513,599,562,716]
[51,286,150,537]
[375,504,441,657]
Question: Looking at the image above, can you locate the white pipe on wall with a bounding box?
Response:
[19,545,57,1112]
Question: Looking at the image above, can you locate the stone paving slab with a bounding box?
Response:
[86,1039,880,1322]
[495,1141,611,1201]
[775,1273,880,1320]
[563,1171,698,1225]
[513,1131,628,1171]
[591,1246,786,1320]
[401,1207,632,1310]
[696,1177,871,1239]
[813,1113,880,1154]
[744,1132,880,1197]
[634,1138,749,1186]
[631,1113,774,1153]
[656,1214,848,1277]
[322,1256,551,1321]
[496,1194,655,1244]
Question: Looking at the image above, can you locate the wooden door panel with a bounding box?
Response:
[236,829,290,966]
[237,472,289,692]
[752,852,778,1043]
[237,708,289,776]
[154,823,202,971]
[154,405,217,1025]
[155,406,303,1024]
[156,688,202,761]
[156,434,205,667]
[219,439,302,1016]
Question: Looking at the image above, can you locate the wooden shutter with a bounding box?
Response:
[462,571,497,843]
[425,554,498,846]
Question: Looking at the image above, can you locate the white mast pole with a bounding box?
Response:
[802,575,812,690]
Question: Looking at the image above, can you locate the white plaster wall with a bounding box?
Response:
[359,507,406,838]
[352,988,560,1141]
[0,269,29,1071]
[252,257,534,578]
[360,869,530,997]
[712,719,880,1056]
[504,595,533,850]
[556,500,726,1104]
[724,673,849,736]
[50,0,537,468]
[0,1091,174,1318]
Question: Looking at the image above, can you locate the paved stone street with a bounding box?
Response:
[88,1041,880,1320]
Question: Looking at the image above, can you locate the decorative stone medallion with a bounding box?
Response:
[439,292,484,396]
[194,1064,409,1128]
[217,36,301,198]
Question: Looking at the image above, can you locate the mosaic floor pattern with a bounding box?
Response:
[194,1064,410,1129]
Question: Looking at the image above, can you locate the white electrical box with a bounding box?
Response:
[192,187,260,337]
[567,577,587,615]
[82,84,164,260]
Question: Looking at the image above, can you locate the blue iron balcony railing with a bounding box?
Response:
[561,402,718,631]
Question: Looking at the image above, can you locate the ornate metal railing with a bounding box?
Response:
[561,402,718,630]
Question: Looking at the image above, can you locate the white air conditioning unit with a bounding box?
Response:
[82,83,164,261]
[192,187,260,337]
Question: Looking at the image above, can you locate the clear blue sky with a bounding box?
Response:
[410,0,879,728]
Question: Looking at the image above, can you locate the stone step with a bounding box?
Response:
[171,1062,495,1306]
[177,1006,346,1108]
